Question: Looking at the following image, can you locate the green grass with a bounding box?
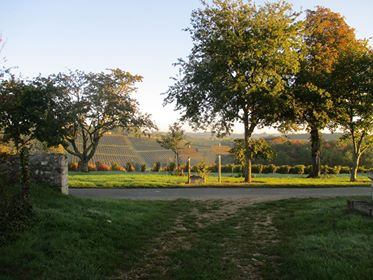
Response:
[1,185,373,279]
[68,171,371,188]
[0,185,194,280]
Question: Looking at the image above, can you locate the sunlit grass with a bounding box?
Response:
[68,172,371,188]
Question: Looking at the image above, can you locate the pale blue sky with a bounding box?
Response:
[1,0,372,132]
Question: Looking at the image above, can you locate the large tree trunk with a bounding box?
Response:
[243,110,254,183]
[350,153,360,182]
[19,146,31,202]
[309,126,321,178]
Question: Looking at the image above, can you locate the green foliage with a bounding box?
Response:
[328,43,373,181]
[167,162,176,172]
[262,164,277,174]
[111,162,125,172]
[289,165,305,175]
[193,161,210,181]
[157,123,189,172]
[0,75,70,200]
[165,0,303,182]
[252,164,263,174]
[141,163,146,172]
[126,162,135,172]
[230,138,273,167]
[277,165,291,174]
[152,162,161,172]
[58,69,155,172]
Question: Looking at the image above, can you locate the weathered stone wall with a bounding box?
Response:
[0,152,68,194]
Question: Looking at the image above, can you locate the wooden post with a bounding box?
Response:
[218,143,222,183]
[187,156,191,184]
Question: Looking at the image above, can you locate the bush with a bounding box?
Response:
[88,162,97,171]
[289,165,305,175]
[68,162,79,171]
[111,163,126,172]
[329,166,341,175]
[126,162,135,172]
[194,161,210,182]
[304,165,312,175]
[277,165,290,174]
[152,162,161,172]
[358,166,370,173]
[167,162,176,172]
[262,164,277,174]
[340,166,350,174]
[252,164,263,174]
[97,163,111,171]
[141,164,146,172]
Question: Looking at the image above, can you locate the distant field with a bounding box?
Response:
[68,172,371,188]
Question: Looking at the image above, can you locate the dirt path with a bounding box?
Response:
[110,199,281,280]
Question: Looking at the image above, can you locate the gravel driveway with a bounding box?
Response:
[69,187,371,201]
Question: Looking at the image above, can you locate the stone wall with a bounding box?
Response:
[0,152,68,194]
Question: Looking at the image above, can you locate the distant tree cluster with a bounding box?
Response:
[165,0,372,182]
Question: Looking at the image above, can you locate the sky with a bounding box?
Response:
[1,0,372,133]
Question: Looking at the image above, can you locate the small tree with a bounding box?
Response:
[58,69,156,172]
[0,75,69,202]
[329,44,373,181]
[157,122,189,174]
[230,138,273,179]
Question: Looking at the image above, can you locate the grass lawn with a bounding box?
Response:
[68,171,371,188]
[1,185,373,279]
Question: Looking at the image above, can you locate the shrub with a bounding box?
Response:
[194,161,210,182]
[141,164,146,172]
[97,163,111,171]
[135,163,142,172]
[111,162,126,172]
[329,166,341,175]
[252,164,263,174]
[304,165,312,175]
[152,162,161,172]
[277,165,290,174]
[167,162,176,172]
[262,164,277,174]
[289,165,305,175]
[68,162,79,171]
[340,166,350,174]
[126,162,135,172]
[358,166,369,173]
[88,162,97,171]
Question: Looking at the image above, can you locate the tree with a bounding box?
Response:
[293,7,358,178]
[59,69,156,172]
[0,75,69,202]
[164,0,303,182]
[329,44,373,181]
[157,122,189,174]
[230,138,273,176]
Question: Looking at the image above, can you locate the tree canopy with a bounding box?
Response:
[164,0,303,182]
[59,68,156,172]
[329,43,373,181]
[0,75,69,200]
[292,7,359,177]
